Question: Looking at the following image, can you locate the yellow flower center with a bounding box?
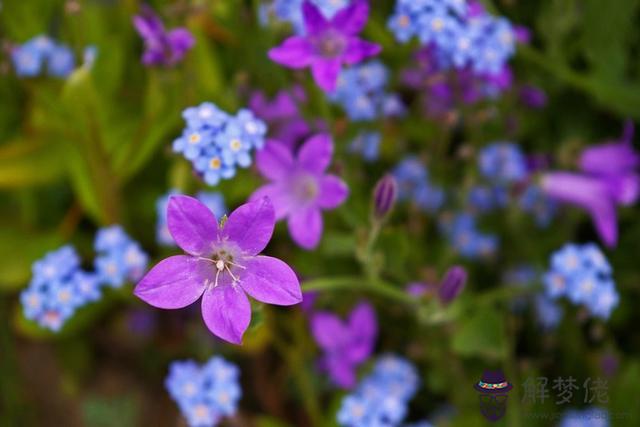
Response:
[230,139,242,152]
[189,133,201,144]
[210,157,222,170]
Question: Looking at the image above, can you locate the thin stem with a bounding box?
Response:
[302,276,419,307]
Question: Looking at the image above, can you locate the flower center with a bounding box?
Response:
[209,157,222,170]
[293,174,319,203]
[230,138,242,152]
[315,30,347,58]
[189,133,201,144]
[204,248,246,288]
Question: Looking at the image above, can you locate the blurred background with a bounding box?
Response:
[1,0,640,426]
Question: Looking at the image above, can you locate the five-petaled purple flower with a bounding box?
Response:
[251,134,349,249]
[133,6,195,67]
[311,301,377,389]
[541,121,639,247]
[268,0,381,92]
[134,196,302,344]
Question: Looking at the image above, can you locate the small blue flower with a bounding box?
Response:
[519,185,557,227]
[534,295,563,330]
[349,131,381,162]
[330,61,404,122]
[478,142,528,184]
[544,243,619,320]
[166,356,241,427]
[47,45,75,77]
[337,355,420,427]
[174,102,267,187]
[94,226,148,287]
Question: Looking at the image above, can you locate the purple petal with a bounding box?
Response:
[298,133,333,174]
[222,197,275,256]
[256,140,295,180]
[317,175,349,209]
[579,142,640,176]
[325,355,357,389]
[250,183,294,220]
[311,59,341,92]
[167,28,195,54]
[168,195,218,257]
[346,302,377,363]
[343,38,381,64]
[240,255,302,305]
[302,0,329,34]
[311,311,347,349]
[288,207,323,249]
[134,256,209,309]
[604,173,640,206]
[201,284,251,345]
[133,11,165,40]
[331,0,369,35]
[268,36,315,69]
[541,172,618,247]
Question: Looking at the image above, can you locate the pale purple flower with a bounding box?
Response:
[542,122,639,247]
[373,174,397,219]
[134,196,302,344]
[311,302,377,389]
[579,121,639,178]
[268,0,381,92]
[251,134,349,249]
[541,172,621,247]
[133,6,194,67]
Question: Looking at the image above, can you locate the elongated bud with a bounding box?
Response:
[373,174,397,220]
[438,265,467,304]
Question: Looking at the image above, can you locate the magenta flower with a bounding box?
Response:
[134,196,302,344]
[542,122,639,247]
[541,172,626,247]
[133,6,194,67]
[311,302,377,388]
[251,134,349,249]
[268,1,381,92]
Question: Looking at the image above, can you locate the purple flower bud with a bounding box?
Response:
[519,85,547,109]
[438,266,467,304]
[373,175,397,219]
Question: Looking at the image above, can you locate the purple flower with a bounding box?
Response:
[134,196,302,344]
[311,302,377,389]
[268,1,381,92]
[542,123,639,247]
[579,121,639,178]
[541,172,620,247]
[133,6,195,67]
[251,134,349,249]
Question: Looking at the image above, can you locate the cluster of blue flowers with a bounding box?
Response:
[172,102,267,186]
[21,246,100,332]
[166,356,241,427]
[349,131,381,162]
[11,35,76,78]
[388,0,516,75]
[94,226,149,288]
[337,355,420,427]
[439,213,498,259]
[266,0,350,33]
[543,243,619,320]
[518,185,557,227]
[558,407,609,427]
[20,226,147,332]
[157,190,227,246]
[329,61,405,121]
[393,156,445,213]
[466,185,508,213]
[478,142,528,184]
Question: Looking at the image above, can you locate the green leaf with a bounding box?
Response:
[255,416,294,427]
[0,229,62,291]
[0,139,66,188]
[451,308,506,360]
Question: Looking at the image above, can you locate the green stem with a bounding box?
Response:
[302,276,419,307]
